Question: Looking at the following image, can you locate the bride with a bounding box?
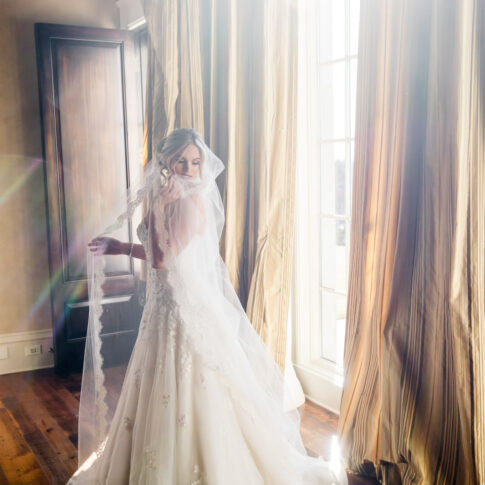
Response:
[67,128,347,484]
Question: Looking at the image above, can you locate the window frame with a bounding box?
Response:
[292,0,359,413]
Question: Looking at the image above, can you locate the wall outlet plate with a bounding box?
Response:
[24,344,43,356]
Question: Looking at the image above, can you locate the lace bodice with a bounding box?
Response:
[136,219,148,245]
[136,220,172,302]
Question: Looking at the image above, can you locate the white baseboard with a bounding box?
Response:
[294,363,343,415]
[0,329,54,375]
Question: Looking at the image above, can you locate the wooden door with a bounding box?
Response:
[35,23,144,374]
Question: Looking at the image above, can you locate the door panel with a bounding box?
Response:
[35,23,144,373]
[55,40,130,280]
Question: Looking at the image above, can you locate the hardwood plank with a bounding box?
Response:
[2,396,72,484]
[299,402,379,484]
[29,379,78,439]
[0,465,10,485]
[0,402,49,484]
[300,401,340,460]
[0,372,36,401]
[17,385,78,471]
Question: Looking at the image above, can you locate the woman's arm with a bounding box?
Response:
[122,242,146,260]
[88,237,146,260]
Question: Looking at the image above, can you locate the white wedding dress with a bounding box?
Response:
[68,220,345,485]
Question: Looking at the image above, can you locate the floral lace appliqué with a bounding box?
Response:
[123,417,134,431]
[191,464,207,485]
[144,447,157,470]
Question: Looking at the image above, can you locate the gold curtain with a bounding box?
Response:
[142,0,298,370]
[338,1,484,484]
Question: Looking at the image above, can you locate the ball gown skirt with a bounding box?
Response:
[67,222,345,485]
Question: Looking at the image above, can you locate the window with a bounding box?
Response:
[317,0,359,365]
[293,0,359,412]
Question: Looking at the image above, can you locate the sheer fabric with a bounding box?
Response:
[68,132,346,484]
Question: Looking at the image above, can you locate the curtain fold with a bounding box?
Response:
[141,0,298,370]
[339,1,484,484]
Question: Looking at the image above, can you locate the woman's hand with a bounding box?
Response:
[88,237,128,255]
[155,177,183,208]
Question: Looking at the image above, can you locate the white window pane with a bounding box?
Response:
[351,142,355,174]
[349,142,355,212]
[318,62,346,140]
[317,0,345,62]
[320,142,346,215]
[350,0,360,56]
[321,290,346,364]
[350,58,358,138]
[345,220,351,283]
[320,218,347,292]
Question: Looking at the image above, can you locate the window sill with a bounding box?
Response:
[294,362,343,415]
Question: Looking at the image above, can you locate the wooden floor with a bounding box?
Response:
[0,368,378,484]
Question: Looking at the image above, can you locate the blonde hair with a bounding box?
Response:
[156,129,204,181]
